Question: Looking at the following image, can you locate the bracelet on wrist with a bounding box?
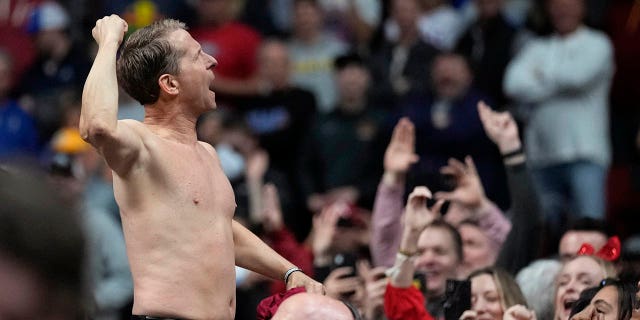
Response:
[398,248,417,257]
[501,146,524,159]
[284,267,303,284]
[386,251,418,278]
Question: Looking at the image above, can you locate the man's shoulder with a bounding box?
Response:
[118,119,151,135]
[578,27,613,49]
[114,119,151,140]
[119,118,143,127]
[197,141,217,156]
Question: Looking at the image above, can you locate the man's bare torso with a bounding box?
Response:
[113,120,237,320]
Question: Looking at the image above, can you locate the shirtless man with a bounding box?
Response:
[79,15,323,319]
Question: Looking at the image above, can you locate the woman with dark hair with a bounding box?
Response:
[570,279,638,320]
[569,287,600,319]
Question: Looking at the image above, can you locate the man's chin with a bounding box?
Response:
[425,278,443,293]
[207,95,217,109]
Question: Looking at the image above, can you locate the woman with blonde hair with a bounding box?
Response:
[554,253,618,320]
[460,266,532,320]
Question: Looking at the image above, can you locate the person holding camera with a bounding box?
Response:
[383,185,449,320]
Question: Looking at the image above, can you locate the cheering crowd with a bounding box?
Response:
[0,0,639,319]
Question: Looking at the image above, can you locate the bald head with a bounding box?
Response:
[271,293,354,320]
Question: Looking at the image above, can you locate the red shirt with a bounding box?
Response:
[0,0,41,83]
[384,283,435,320]
[190,22,261,80]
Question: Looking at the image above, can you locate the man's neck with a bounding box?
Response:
[557,25,582,38]
[143,103,199,144]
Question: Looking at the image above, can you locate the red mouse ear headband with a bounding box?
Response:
[576,236,621,261]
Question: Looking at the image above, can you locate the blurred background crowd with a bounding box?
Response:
[0,0,639,319]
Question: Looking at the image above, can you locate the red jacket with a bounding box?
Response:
[384,283,435,320]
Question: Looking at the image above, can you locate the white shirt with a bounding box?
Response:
[504,26,614,168]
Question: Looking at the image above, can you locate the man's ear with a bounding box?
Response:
[158,74,179,96]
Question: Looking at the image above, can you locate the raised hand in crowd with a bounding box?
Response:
[383,117,419,185]
[246,149,270,224]
[323,266,362,300]
[477,101,524,165]
[370,117,419,268]
[310,203,346,267]
[245,149,269,181]
[435,156,491,226]
[403,187,443,236]
[262,183,284,233]
[357,260,388,320]
[392,186,444,288]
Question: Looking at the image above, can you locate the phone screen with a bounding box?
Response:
[330,253,358,298]
[443,279,472,320]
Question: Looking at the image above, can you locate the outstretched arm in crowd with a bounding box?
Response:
[370,118,419,267]
[384,186,441,320]
[477,101,542,274]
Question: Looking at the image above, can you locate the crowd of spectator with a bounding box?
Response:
[1,0,640,319]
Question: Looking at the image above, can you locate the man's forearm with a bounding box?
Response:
[232,220,295,281]
[80,41,120,141]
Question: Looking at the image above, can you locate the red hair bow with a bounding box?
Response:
[576,236,621,261]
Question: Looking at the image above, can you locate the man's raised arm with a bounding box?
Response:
[80,15,142,176]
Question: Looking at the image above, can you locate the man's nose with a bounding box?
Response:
[207,54,218,68]
[415,251,435,268]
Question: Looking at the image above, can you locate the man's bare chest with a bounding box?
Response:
[147,144,236,214]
